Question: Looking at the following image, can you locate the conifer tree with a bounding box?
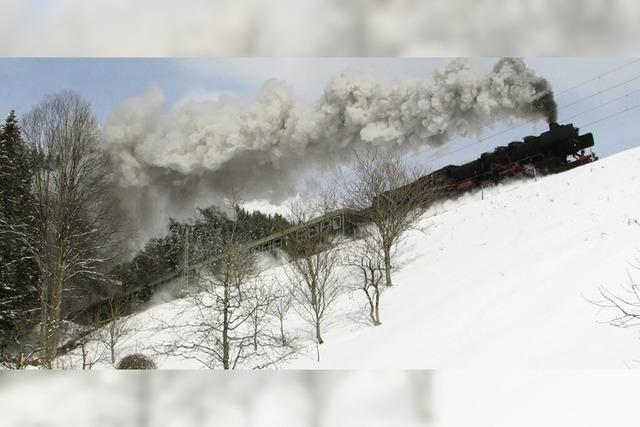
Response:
[0,111,39,348]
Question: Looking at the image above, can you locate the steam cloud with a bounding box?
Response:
[105,58,556,236]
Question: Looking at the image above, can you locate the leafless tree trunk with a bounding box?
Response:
[79,339,100,370]
[338,151,442,288]
[382,237,393,287]
[285,199,342,356]
[97,298,133,365]
[270,284,294,346]
[343,237,386,326]
[16,91,127,368]
[203,242,259,370]
[247,283,273,353]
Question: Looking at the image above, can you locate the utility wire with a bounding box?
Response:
[555,58,640,96]
[564,89,640,122]
[421,98,640,165]
[411,63,640,164]
[580,103,640,128]
[560,74,640,110]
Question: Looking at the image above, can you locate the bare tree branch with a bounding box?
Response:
[17,91,128,367]
[284,197,343,359]
[338,150,443,287]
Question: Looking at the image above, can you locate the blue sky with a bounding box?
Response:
[1,58,638,171]
[0,59,253,122]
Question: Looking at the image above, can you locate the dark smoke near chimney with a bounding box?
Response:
[531,82,558,123]
[105,58,557,238]
[492,58,557,124]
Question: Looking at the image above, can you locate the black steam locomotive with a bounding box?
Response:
[421,122,596,193]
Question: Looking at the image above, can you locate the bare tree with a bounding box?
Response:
[595,284,640,328]
[270,282,295,347]
[159,194,295,369]
[343,236,386,326]
[285,199,342,358]
[593,259,640,329]
[162,245,294,369]
[55,322,103,370]
[98,298,134,365]
[7,91,128,368]
[77,330,102,370]
[177,246,262,369]
[246,281,276,353]
[339,151,442,287]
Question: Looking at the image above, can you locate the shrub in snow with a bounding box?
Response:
[116,353,156,370]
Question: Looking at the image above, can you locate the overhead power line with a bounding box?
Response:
[555,58,640,96]
[580,103,640,128]
[564,89,640,122]
[560,74,640,110]
[410,61,640,164]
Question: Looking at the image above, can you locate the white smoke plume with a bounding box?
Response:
[105,58,556,236]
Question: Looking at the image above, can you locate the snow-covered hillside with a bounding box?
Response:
[64,146,640,369]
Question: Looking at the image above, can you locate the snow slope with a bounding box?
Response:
[291,146,640,369]
[63,145,640,369]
